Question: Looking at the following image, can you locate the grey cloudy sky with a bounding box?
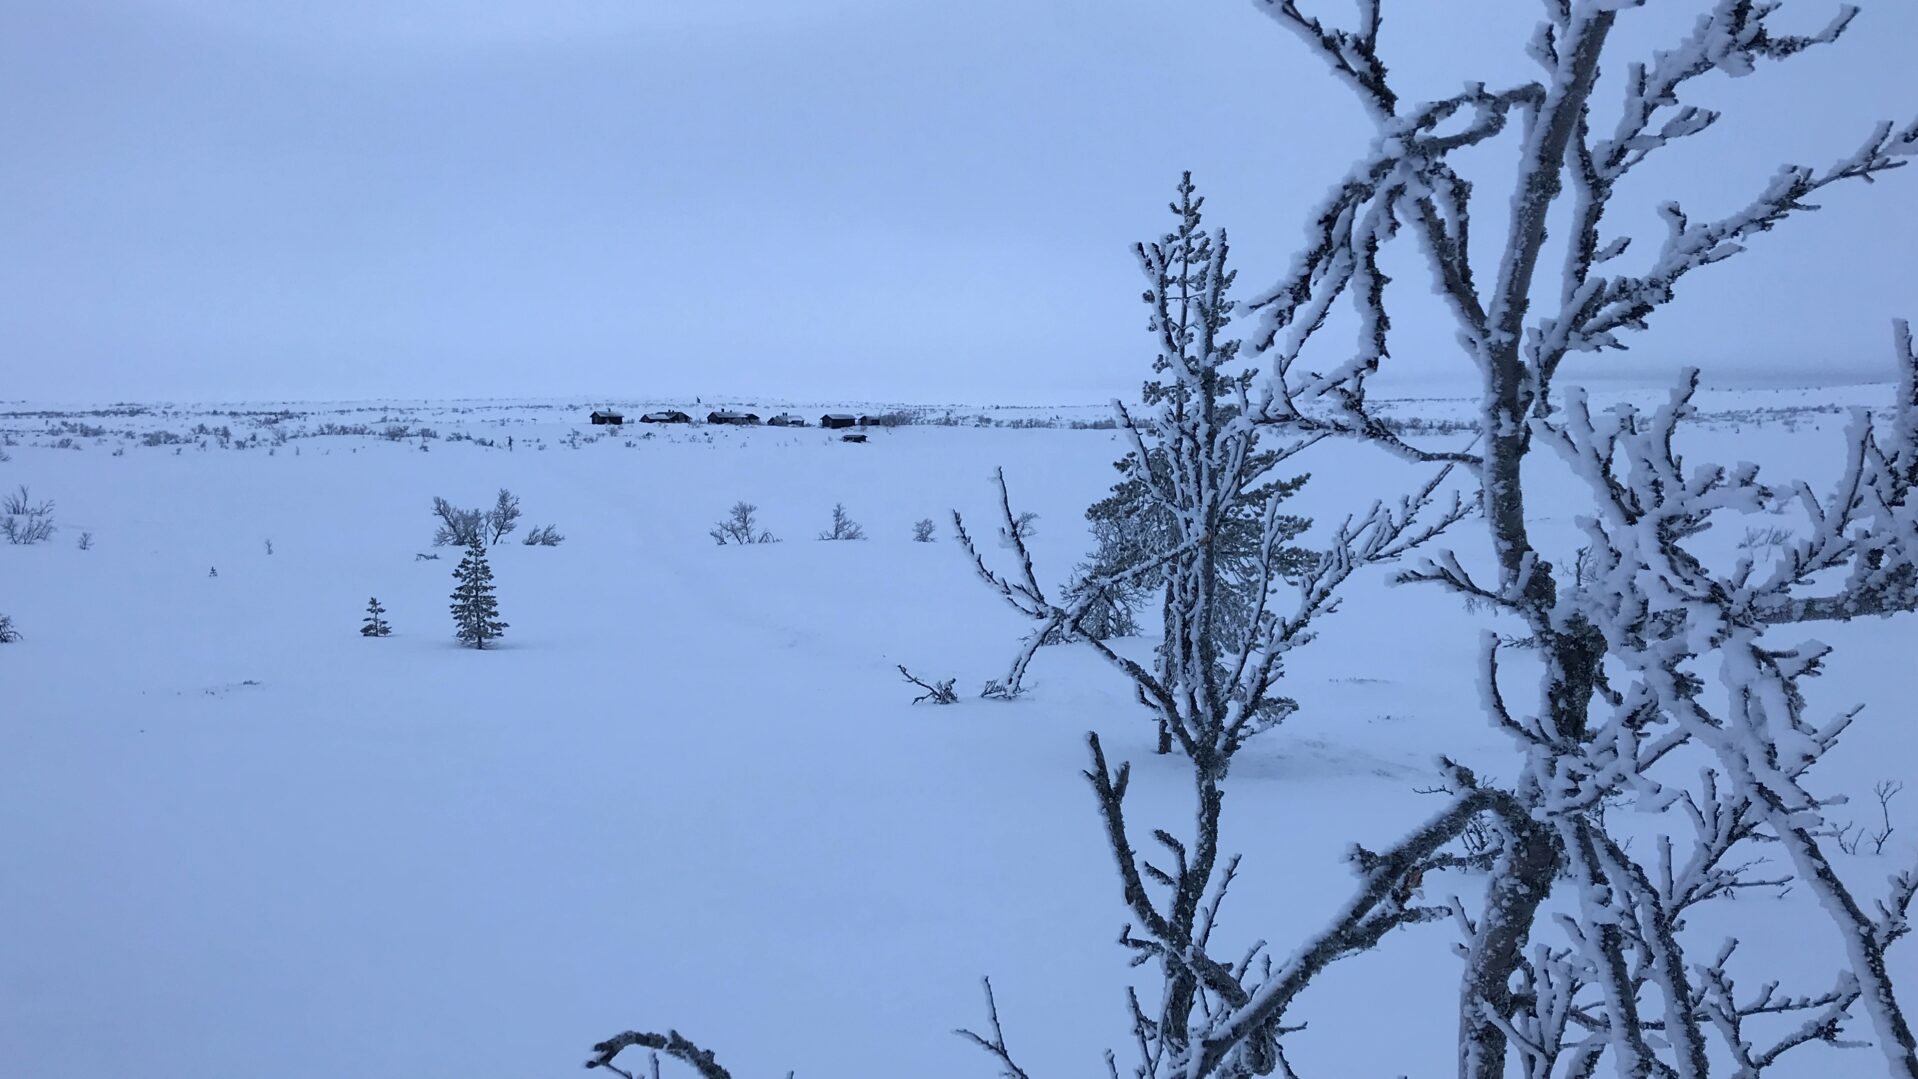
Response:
[2,1,1913,404]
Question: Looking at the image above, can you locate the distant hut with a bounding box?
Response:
[841,433,868,443]
[639,409,692,424]
[707,410,761,426]
[589,409,624,426]
[767,413,807,427]
[820,413,857,429]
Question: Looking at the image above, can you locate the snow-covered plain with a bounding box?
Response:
[2,389,1913,1078]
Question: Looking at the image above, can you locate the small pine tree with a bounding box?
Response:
[1067,176,1313,646]
[361,596,392,637]
[449,543,507,648]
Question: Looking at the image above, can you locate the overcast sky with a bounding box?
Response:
[2,1,1913,404]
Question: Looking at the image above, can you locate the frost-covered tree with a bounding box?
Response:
[1072,176,1316,651]
[360,597,391,638]
[958,172,1449,726]
[959,5,1918,1078]
[586,4,1918,1076]
[0,613,18,644]
[913,517,938,542]
[959,170,1468,1056]
[1070,247,1316,649]
[450,544,506,649]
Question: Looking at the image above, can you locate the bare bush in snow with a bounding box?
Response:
[912,517,938,542]
[709,501,777,545]
[0,613,17,644]
[1,484,55,545]
[817,503,866,540]
[1841,779,1907,857]
[521,524,564,546]
[995,510,1037,548]
[898,665,959,704]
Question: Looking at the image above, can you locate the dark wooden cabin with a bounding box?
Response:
[590,410,624,426]
[639,410,692,424]
[767,413,807,427]
[820,413,857,429]
[707,410,761,426]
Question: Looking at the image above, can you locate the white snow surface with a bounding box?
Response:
[2,390,1913,1077]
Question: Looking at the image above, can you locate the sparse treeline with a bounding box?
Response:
[709,502,940,545]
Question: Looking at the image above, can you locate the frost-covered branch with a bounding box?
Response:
[586,1030,735,1079]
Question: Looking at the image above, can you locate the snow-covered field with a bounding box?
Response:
[3,389,1913,1078]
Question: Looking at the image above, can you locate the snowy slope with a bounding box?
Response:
[1,395,1913,1077]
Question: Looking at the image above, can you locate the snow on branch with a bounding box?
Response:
[1568,119,1917,355]
[1255,0,1396,117]
[585,1030,737,1079]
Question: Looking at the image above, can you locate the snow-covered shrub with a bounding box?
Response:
[817,503,865,540]
[430,496,486,547]
[897,665,958,704]
[912,518,937,542]
[1,484,55,545]
[709,502,776,545]
[0,613,18,643]
[521,524,564,546]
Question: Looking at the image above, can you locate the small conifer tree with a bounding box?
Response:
[449,543,507,648]
[361,597,392,637]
